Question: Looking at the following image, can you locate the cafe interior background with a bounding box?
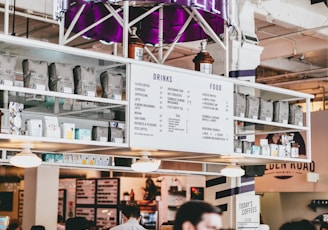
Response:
[0,0,328,229]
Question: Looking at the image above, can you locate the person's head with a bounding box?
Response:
[7,219,21,230]
[320,222,328,230]
[279,219,315,230]
[65,217,89,230]
[122,203,141,221]
[173,200,223,230]
[7,223,20,230]
[31,225,45,230]
[57,215,64,224]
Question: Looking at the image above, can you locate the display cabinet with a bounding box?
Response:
[0,34,313,167]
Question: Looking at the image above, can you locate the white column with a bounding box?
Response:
[23,166,60,230]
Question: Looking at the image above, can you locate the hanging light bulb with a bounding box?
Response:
[9,144,42,168]
[131,152,161,172]
[221,163,245,177]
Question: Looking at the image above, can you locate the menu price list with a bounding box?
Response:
[58,189,66,218]
[76,179,96,205]
[130,64,234,154]
[96,179,119,205]
[96,208,118,229]
[18,190,24,222]
[76,207,95,221]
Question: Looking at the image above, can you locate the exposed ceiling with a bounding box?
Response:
[0,0,327,179]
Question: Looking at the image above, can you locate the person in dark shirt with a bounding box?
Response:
[279,219,315,230]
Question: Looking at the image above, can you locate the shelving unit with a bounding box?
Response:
[0,34,314,168]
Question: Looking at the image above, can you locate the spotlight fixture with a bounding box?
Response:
[221,163,245,177]
[9,144,42,168]
[131,152,161,172]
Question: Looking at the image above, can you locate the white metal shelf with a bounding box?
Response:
[0,85,128,106]
[0,34,314,166]
[0,134,128,153]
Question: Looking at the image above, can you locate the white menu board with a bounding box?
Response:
[76,179,96,205]
[129,64,234,154]
[97,179,119,205]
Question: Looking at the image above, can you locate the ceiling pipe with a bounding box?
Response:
[270,77,328,86]
[256,67,328,83]
[258,24,328,42]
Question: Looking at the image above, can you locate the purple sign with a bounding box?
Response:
[65,0,228,44]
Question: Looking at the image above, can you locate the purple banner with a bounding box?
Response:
[65,0,228,44]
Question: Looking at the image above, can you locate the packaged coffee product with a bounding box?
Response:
[109,127,124,143]
[43,116,60,138]
[73,65,97,97]
[9,101,24,135]
[75,128,91,141]
[48,62,74,94]
[22,59,49,101]
[61,123,75,139]
[0,54,16,86]
[234,92,246,117]
[128,27,145,61]
[92,126,109,142]
[245,95,260,119]
[259,98,273,121]
[192,40,214,74]
[25,119,43,137]
[289,104,303,126]
[273,101,289,124]
[100,71,123,100]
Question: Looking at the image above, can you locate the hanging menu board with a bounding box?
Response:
[76,207,95,221]
[58,189,67,220]
[96,179,119,205]
[76,179,96,205]
[18,190,24,222]
[129,64,234,154]
[96,208,118,228]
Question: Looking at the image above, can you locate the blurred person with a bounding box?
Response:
[279,219,315,230]
[173,200,223,230]
[31,226,45,230]
[87,220,97,230]
[320,222,328,230]
[57,215,65,230]
[65,217,89,230]
[110,203,146,230]
[7,219,21,230]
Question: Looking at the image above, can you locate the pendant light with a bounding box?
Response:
[221,163,245,177]
[131,152,161,172]
[9,144,42,168]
